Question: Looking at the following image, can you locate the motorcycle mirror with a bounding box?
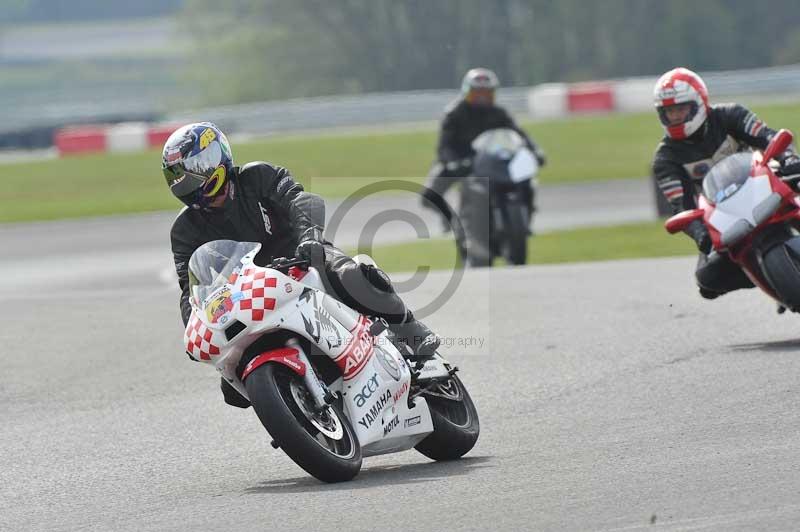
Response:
[763,129,794,163]
[664,208,704,234]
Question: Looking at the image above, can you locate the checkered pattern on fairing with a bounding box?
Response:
[185,313,220,361]
[236,267,277,321]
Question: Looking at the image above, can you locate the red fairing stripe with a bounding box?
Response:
[241,347,306,380]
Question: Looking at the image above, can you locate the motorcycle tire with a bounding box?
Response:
[245,363,362,483]
[503,203,529,265]
[414,375,480,461]
[460,177,494,267]
[763,242,800,310]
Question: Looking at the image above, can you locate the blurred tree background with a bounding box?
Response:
[0,0,183,21]
[181,0,800,103]
[3,0,800,115]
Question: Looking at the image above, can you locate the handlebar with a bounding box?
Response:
[266,257,310,272]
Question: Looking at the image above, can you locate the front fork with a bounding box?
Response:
[287,337,334,409]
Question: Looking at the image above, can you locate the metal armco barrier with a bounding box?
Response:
[164,87,533,136]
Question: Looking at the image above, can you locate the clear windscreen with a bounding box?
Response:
[188,240,260,306]
[702,152,753,203]
[471,128,526,156]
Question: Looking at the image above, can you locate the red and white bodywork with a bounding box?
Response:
[183,244,451,456]
[666,129,800,304]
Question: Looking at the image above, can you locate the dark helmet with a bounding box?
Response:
[162,122,234,209]
[461,68,499,106]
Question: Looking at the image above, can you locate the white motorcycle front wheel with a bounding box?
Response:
[245,363,362,483]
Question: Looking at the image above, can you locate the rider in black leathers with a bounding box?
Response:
[421,68,546,225]
[163,122,440,408]
[652,67,800,299]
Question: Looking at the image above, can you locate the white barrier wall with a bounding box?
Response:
[54,123,179,155]
[613,78,656,114]
[528,78,653,119]
[527,83,568,119]
[106,122,149,152]
[527,64,800,119]
[53,64,800,155]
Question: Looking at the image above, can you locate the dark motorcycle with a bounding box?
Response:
[457,128,539,267]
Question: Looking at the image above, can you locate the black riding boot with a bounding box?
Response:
[389,310,440,360]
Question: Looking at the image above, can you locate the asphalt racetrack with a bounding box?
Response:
[3,185,800,530]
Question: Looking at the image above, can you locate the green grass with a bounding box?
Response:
[349,221,696,272]
[4,101,800,222]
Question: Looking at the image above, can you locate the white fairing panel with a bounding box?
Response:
[708,175,772,234]
[342,337,434,455]
[509,147,539,183]
[298,267,324,290]
[185,265,326,400]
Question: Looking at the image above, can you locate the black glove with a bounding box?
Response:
[685,219,712,254]
[296,239,325,266]
[295,228,326,266]
[535,151,547,167]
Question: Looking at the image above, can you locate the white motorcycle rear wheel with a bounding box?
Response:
[414,375,480,461]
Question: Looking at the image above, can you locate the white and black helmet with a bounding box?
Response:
[653,67,710,140]
[461,68,499,104]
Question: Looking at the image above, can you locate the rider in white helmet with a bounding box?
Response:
[652,67,800,299]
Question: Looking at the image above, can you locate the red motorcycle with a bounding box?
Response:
[665,129,800,309]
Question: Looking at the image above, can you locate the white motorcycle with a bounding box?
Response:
[184,240,479,483]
